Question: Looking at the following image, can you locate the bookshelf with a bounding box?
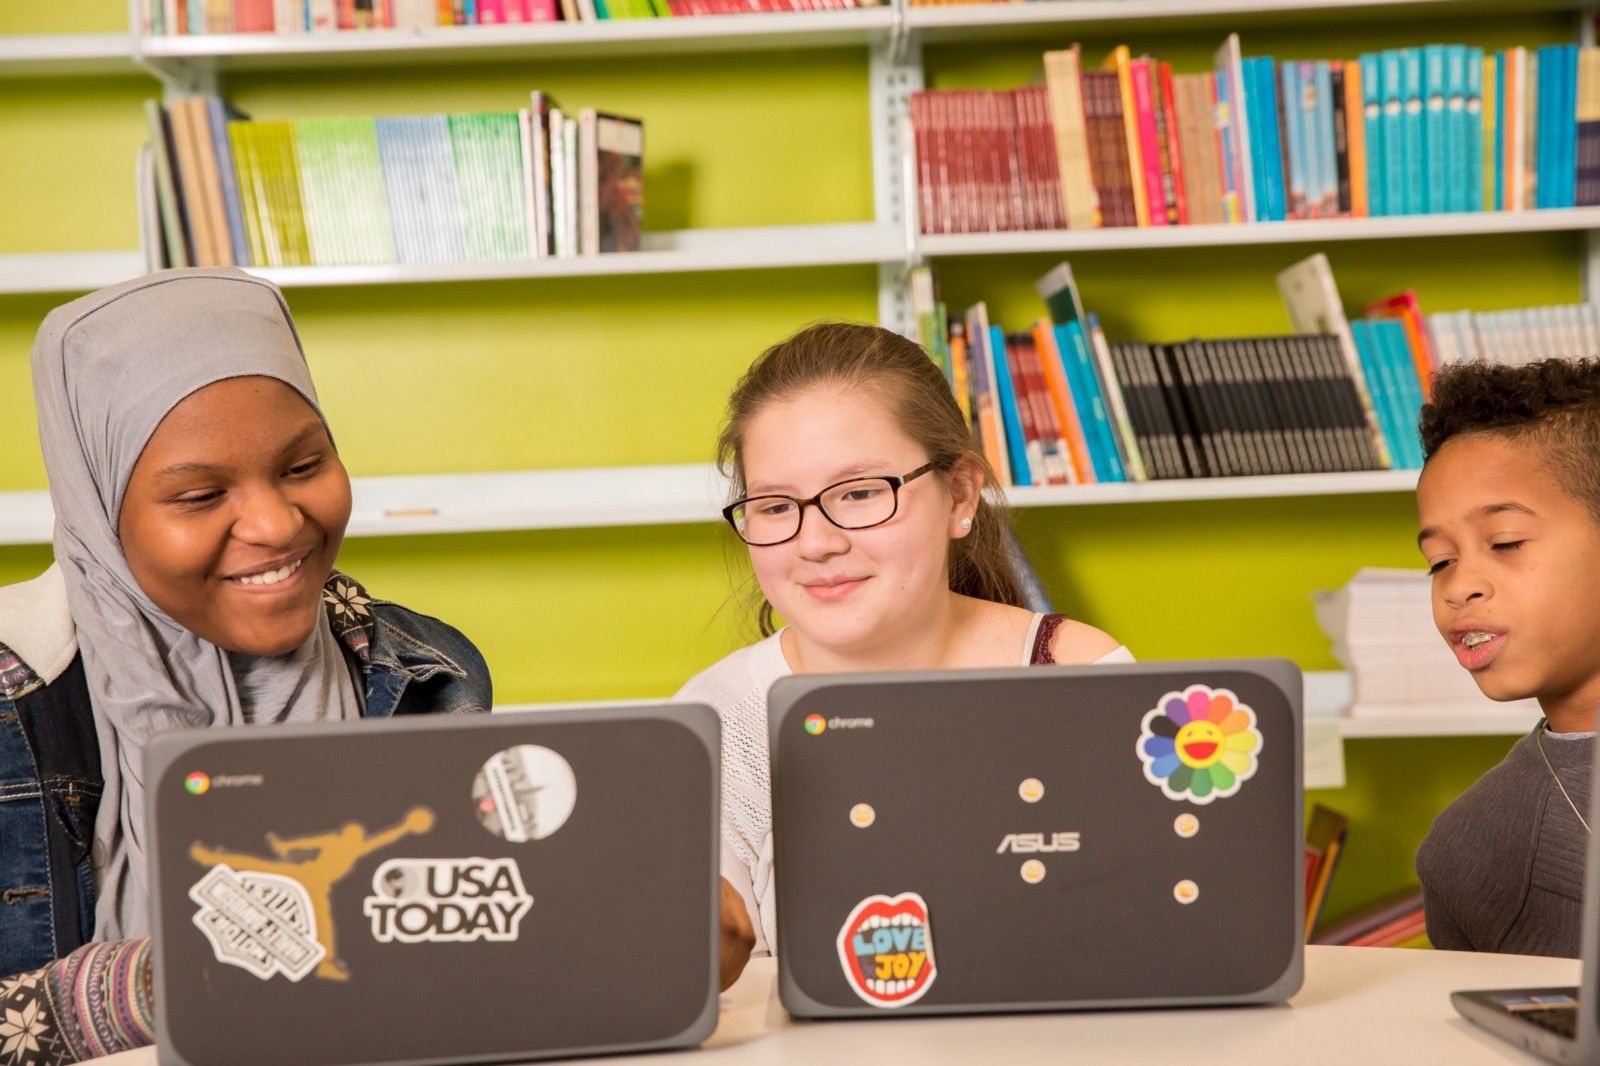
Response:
[0,466,1419,545]
[0,33,135,76]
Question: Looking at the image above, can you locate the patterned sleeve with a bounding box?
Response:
[0,939,155,1065]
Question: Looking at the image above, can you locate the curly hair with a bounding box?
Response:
[1420,357,1600,521]
[717,321,1024,636]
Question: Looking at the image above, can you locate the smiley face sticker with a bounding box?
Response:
[837,893,937,1008]
[1137,685,1262,805]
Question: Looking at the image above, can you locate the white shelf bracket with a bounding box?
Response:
[1582,5,1600,304]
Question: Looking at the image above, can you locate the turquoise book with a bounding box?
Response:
[1380,50,1406,216]
[1444,45,1467,214]
[1422,45,1447,214]
[1056,321,1125,483]
[1401,48,1426,215]
[989,324,1033,486]
[1466,48,1485,215]
[1361,53,1385,217]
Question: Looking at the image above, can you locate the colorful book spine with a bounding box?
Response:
[990,324,1033,485]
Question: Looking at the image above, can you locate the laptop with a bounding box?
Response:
[145,704,721,1066]
[768,659,1304,1017]
[1451,724,1600,1063]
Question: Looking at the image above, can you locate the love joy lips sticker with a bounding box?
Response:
[837,892,937,1008]
[1137,685,1262,805]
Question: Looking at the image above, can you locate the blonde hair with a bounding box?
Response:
[717,321,1024,636]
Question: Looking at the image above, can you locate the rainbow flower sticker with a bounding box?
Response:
[1137,685,1262,805]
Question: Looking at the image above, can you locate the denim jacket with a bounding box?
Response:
[0,568,491,979]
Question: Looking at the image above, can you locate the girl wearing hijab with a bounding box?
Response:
[0,268,491,1062]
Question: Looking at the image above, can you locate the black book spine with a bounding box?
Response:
[1139,343,1186,479]
[1198,341,1250,476]
[1314,333,1383,470]
[1152,344,1206,478]
[1220,339,1274,475]
[1332,62,1352,216]
[1175,342,1227,476]
[1237,341,1296,474]
[1269,337,1327,473]
[1110,343,1166,480]
[1289,335,1348,471]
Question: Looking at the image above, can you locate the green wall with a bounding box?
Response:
[2,1,1581,923]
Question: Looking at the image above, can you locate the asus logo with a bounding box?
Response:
[996,832,1081,854]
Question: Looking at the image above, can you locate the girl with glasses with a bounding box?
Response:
[679,322,1133,984]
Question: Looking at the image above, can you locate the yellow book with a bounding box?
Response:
[1101,45,1150,227]
[950,327,972,429]
[1043,46,1100,229]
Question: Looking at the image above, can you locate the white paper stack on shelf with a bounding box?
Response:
[1313,567,1541,717]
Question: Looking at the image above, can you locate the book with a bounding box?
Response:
[594,112,643,253]
[144,99,193,268]
[1103,46,1151,227]
[1214,33,1256,223]
[1042,46,1099,229]
[1304,803,1349,939]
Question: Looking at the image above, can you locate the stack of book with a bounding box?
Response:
[910,35,1600,235]
[143,0,872,33]
[1314,886,1429,948]
[1312,567,1542,715]
[1427,302,1600,365]
[139,93,643,270]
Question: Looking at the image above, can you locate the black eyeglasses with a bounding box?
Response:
[722,462,938,546]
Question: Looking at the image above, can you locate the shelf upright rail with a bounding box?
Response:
[1581,3,1600,303]
[871,15,924,338]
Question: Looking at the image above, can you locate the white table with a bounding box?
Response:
[93,946,1580,1065]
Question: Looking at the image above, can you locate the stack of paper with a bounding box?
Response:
[1313,568,1540,716]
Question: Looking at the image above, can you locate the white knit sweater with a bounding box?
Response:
[674,614,1134,956]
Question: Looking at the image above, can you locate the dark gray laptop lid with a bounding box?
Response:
[768,660,1304,1017]
[146,705,719,1066]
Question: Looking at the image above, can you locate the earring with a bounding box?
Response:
[960,517,973,529]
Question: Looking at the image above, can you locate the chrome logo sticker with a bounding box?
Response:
[1138,685,1262,805]
[836,892,936,1008]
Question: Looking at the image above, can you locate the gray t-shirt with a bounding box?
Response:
[1416,724,1592,957]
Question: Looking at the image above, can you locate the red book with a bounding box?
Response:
[232,0,275,31]
[1003,336,1044,486]
[1159,62,1189,225]
[1129,58,1169,226]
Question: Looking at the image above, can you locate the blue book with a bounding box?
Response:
[1380,51,1407,215]
[1493,50,1506,210]
[376,115,466,264]
[1467,48,1485,213]
[1243,58,1272,221]
[989,325,1032,486]
[1444,45,1468,213]
[1314,60,1338,216]
[204,97,251,267]
[1254,58,1288,221]
[1299,62,1323,217]
[1361,53,1386,217]
[1375,319,1425,467]
[1422,45,1448,213]
[1401,48,1426,215]
[1536,45,1560,209]
[1283,62,1308,217]
[1055,322,1123,482]
[1349,321,1403,468]
[1562,43,1580,208]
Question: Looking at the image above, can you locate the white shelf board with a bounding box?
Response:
[0,467,1428,546]
[918,207,1600,259]
[1007,469,1417,507]
[0,34,136,76]
[135,9,890,68]
[1303,670,1543,739]
[246,222,900,288]
[907,0,1586,38]
[0,251,147,295]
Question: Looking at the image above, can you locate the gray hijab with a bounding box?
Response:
[30,267,363,940]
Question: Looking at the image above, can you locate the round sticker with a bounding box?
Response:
[472,745,576,842]
[1174,813,1199,838]
[1018,778,1044,803]
[1174,880,1199,905]
[804,714,827,735]
[1020,859,1046,884]
[185,771,211,796]
[850,803,876,828]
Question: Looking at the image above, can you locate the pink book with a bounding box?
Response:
[1129,57,1169,226]
[478,0,504,21]
[523,0,558,18]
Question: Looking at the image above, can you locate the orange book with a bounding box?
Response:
[1365,291,1438,401]
[1101,45,1151,227]
[1032,320,1093,483]
[1345,60,1369,218]
[950,323,972,430]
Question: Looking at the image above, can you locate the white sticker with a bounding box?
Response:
[473,745,577,842]
[189,865,325,982]
[364,857,533,944]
